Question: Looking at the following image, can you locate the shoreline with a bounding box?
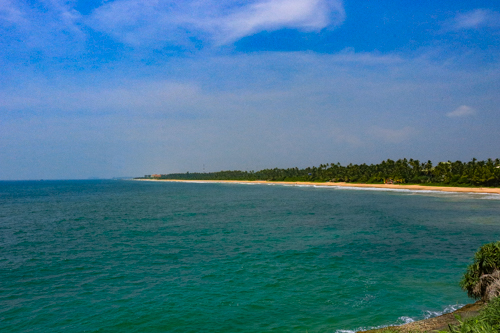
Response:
[359,300,484,333]
[134,179,500,195]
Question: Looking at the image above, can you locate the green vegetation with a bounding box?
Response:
[444,297,500,333]
[140,158,500,187]
[461,242,500,301]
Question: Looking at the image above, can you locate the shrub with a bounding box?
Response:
[444,296,500,333]
[460,242,500,300]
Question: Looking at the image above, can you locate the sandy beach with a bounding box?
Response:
[135,179,500,195]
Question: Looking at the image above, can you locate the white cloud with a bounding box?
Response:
[446,105,476,117]
[448,9,500,30]
[211,0,345,44]
[88,0,345,46]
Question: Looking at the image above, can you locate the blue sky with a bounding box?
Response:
[1,0,500,179]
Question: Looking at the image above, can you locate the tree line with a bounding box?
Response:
[140,158,500,187]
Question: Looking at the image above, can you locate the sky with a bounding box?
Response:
[1,0,500,180]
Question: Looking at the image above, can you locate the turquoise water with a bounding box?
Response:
[1,180,500,332]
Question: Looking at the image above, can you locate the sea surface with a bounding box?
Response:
[1,180,500,332]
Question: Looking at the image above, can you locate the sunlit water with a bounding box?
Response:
[1,180,499,332]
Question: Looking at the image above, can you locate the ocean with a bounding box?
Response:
[1,180,500,332]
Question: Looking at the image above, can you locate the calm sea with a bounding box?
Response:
[1,180,500,332]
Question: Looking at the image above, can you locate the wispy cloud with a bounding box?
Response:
[0,80,207,115]
[447,9,500,30]
[446,105,476,117]
[2,49,500,178]
[0,0,27,26]
[88,0,345,46]
[369,126,416,143]
[0,0,85,53]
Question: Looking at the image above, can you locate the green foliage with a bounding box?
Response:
[481,297,500,327]
[444,297,500,333]
[460,242,500,300]
[140,158,500,187]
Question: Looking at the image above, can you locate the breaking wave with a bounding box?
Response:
[335,303,466,333]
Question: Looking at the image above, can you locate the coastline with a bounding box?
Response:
[359,301,485,333]
[134,179,500,195]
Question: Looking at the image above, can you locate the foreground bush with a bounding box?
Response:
[444,296,500,333]
[460,242,500,301]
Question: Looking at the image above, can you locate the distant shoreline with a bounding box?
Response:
[133,179,500,195]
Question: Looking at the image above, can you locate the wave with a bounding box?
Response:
[261,182,500,199]
[175,180,500,199]
[303,184,500,199]
[315,185,440,193]
[479,195,500,200]
[423,303,465,319]
[335,303,465,333]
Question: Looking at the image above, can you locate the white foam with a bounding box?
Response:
[337,323,389,333]
[399,316,415,324]
[176,181,500,199]
[423,304,465,319]
[336,303,466,333]
[330,185,458,194]
[287,184,500,199]
[479,195,500,200]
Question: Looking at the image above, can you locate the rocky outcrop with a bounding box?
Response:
[474,270,500,301]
